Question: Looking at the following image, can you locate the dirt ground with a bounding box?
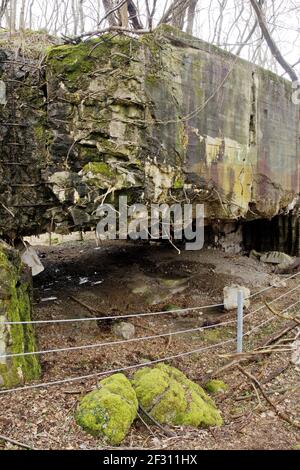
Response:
[0,239,299,450]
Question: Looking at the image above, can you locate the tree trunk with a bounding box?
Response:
[19,0,26,31]
[171,0,189,29]
[119,1,128,27]
[0,0,9,23]
[159,0,189,30]
[102,0,118,27]
[128,0,143,29]
[186,0,198,35]
[10,0,17,32]
[79,0,85,34]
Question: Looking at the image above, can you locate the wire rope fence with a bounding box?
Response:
[0,269,299,396]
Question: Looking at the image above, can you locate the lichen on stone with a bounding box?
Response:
[132,364,222,428]
[75,373,138,445]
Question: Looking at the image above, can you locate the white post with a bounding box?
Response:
[237,290,244,353]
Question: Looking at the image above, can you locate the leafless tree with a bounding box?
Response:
[186,0,198,35]
[0,0,298,80]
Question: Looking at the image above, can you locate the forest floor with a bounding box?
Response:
[0,239,299,450]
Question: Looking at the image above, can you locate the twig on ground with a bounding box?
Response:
[274,384,300,405]
[237,383,300,401]
[0,202,15,217]
[237,365,300,430]
[69,295,99,316]
[199,358,240,383]
[0,433,36,450]
[251,382,262,408]
[265,302,300,326]
[62,388,84,394]
[139,405,176,438]
[137,410,157,438]
[260,322,300,347]
[260,363,290,385]
[219,347,293,359]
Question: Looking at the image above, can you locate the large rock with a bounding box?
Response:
[132,364,222,428]
[260,251,296,271]
[260,251,294,265]
[0,241,40,387]
[76,373,138,445]
[112,321,135,340]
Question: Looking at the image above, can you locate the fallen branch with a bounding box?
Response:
[260,322,299,348]
[69,295,114,328]
[237,365,300,430]
[69,295,99,317]
[275,384,300,405]
[199,358,241,384]
[219,347,293,360]
[260,363,290,385]
[236,362,290,401]
[0,433,36,450]
[62,388,85,395]
[139,405,176,438]
[237,384,299,401]
[199,319,299,383]
[265,302,300,326]
[137,410,157,438]
[62,26,149,44]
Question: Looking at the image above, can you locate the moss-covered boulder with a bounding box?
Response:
[132,364,222,428]
[76,373,138,445]
[0,241,41,388]
[205,379,228,394]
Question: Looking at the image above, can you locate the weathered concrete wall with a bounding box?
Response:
[0,26,299,241]
[144,27,299,219]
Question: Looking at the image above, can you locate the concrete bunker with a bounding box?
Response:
[0,26,299,387]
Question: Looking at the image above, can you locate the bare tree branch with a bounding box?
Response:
[249,0,298,81]
[158,0,189,28]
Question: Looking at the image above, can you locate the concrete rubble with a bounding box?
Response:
[223,284,251,311]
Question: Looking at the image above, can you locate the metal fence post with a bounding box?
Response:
[237,290,244,353]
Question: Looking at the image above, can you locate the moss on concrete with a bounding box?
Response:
[46,34,139,88]
[83,161,114,178]
[0,242,41,388]
[76,373,138,445]
[132,364,222,428]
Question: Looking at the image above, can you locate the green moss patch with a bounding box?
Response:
[132,364,222,428]
[83,162,114,178]
[47,41,101,83]
[46,35,139,87]
[205,379,228,394]
[76,373,138,445]
[81,161,116,189]
[0,241,41,388]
